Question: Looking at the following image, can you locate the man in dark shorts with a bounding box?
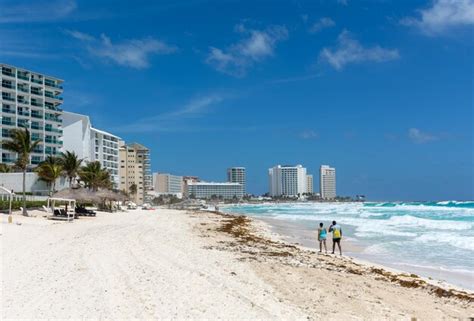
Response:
[329,220,342,255]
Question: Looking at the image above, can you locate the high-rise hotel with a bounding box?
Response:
[119,142,152,204]
[62,111,121,187]
[320,165,336,199]
[227,167,246,194]
[1,64,64,165]
[268,164,308,197]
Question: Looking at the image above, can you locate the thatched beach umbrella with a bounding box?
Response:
[95,189,128,202]
[53,187,101,203]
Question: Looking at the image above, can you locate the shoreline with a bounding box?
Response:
[220,203,474,292]
[251,215,473,293]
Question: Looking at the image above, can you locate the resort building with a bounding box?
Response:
[227,167,246,194]
[153,173,183,197]
[320,165,336,199]
[119,142,152,205]
[306,174,314,194]
[184,181,244,200]
[62,111,121,187]
[1,63,64,166]
[268,164,307,197]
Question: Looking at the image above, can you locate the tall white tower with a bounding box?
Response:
[320,165,336,199]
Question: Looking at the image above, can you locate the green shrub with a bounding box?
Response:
[0,200,47,211]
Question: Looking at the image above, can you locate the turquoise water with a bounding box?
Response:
[223,201,474,290]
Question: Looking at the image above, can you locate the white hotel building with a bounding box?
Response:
[269,164,308,197]
[1,63,64,165]
[62,111,121,187]
[185,181,244,200]
[320,165,336,199]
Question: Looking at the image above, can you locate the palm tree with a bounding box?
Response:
[79,161,113,191]
[129,183,137,196]
[0,163,12,173]
[59,151,83,187]
[2,128,41,216]
[36,156,63,195]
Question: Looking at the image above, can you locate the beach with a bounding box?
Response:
[1,208,473,320]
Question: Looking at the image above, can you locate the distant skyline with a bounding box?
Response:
[1,0,472,200]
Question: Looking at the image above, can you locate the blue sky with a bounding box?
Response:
[1,0,473,200]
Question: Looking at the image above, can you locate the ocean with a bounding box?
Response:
[222,201,474,290]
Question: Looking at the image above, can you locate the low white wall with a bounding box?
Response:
[0,173,68,196]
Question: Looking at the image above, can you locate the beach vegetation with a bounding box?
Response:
[59,151,83,186]
[129,183,137,195]
[36,156,63,196]
[0,200,46,211]
[0,163,12,173]
[2,128,41,216]
[78,161,113,191]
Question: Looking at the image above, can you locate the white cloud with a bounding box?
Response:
[319,30,400,70]
[117,94,227,133]
[408,128,438,144]
[401,0,474,34]
[299,130,319,139]
[66,31,177,69]
[206,24,289,77]
[0,0,76,23]
[309,17,335,33]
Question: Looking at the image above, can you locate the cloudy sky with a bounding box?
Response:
[1,0,472,200]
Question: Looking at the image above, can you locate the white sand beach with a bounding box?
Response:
[1,208,473,320]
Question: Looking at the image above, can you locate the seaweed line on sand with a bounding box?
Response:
[206,211,474,304]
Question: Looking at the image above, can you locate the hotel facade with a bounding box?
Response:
[62,111,121,187]
[320,165,336,199]
[119,142,152,205]
[268,164,308,197]
[185,181,244,200]
[306,174,314,194]
[1,63,64,165]
[227,167,246,194]
[153,173,183,196]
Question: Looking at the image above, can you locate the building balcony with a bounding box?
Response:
[2,83,15,89]
[2,108,16,114]
[45,93,63,101]
[31,90,43,97]
[17,111,30,117]
[31,158,42,165]
[2,156,15,163]
[44,81,63,90]
[2,95,15,102]
[17,87,29,93]
[32,148,44,154]
[2,70,15,77]
[17,74,29,81]
[31,125,42,131]
[31,78,43,85]
[45,127,62,134]
[17,98,29,105]
[45,105,62,112]
[31,101,43,107]
[45,117,62,123]
[31,113,43,119]
[1,120,15,126]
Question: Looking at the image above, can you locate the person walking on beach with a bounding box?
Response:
[329,220,342,255]
[317,222,328,254]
